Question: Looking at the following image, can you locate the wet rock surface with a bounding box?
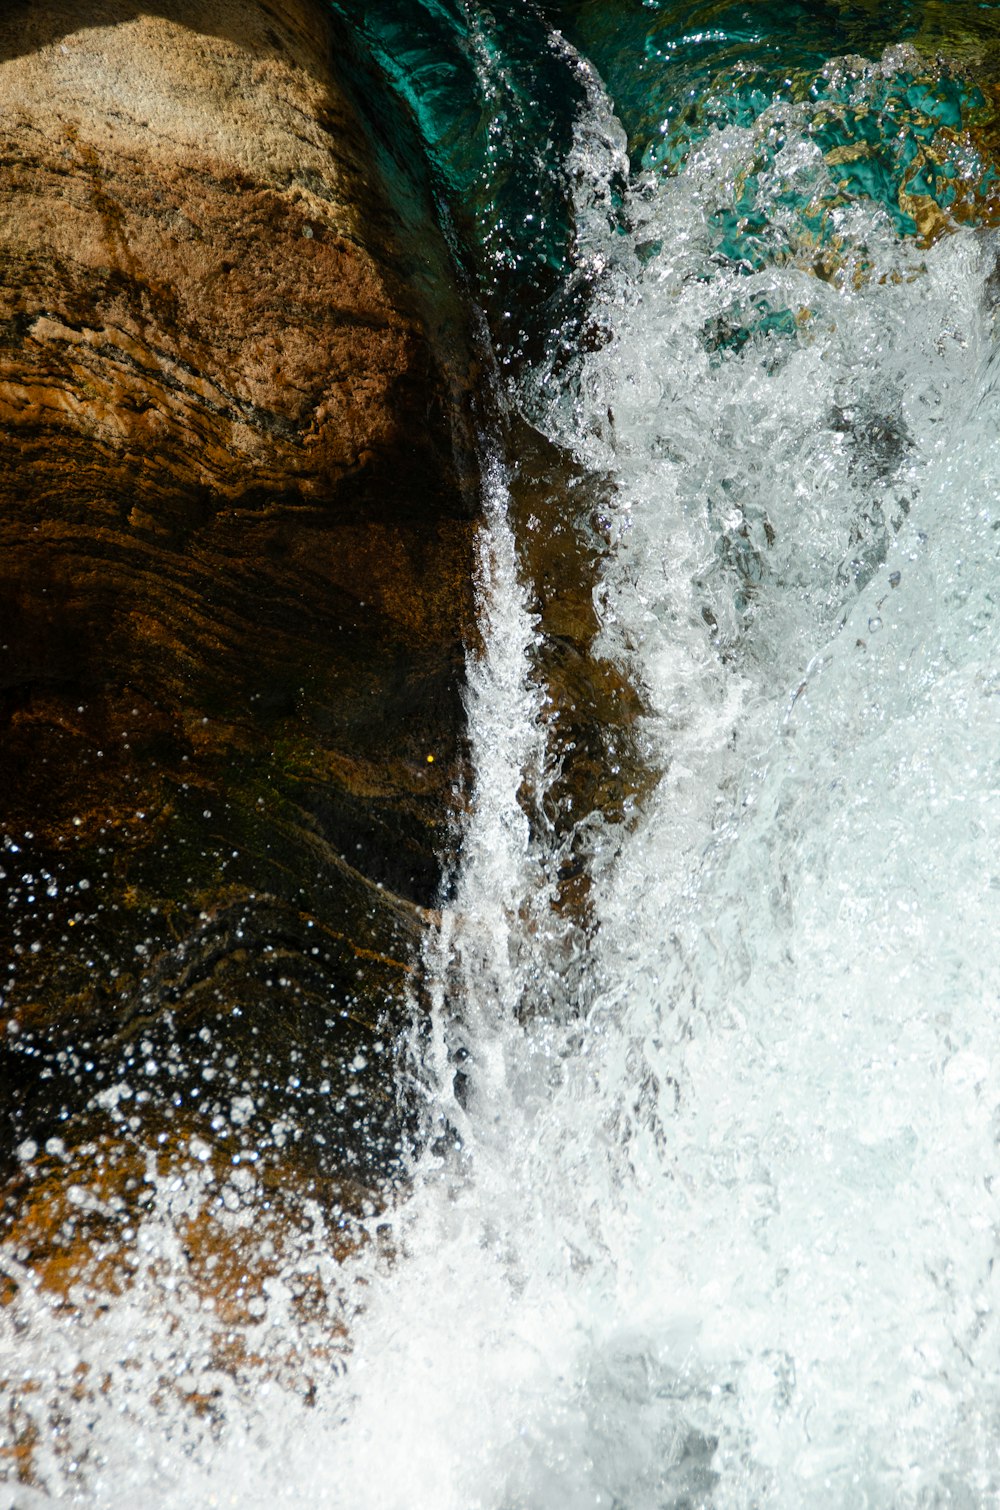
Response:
[0,0,478,1205]
[509,420,655,933]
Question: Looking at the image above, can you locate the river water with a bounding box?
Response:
[6,3,1000,1505]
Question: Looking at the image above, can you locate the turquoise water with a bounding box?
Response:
[331,0,1000,319]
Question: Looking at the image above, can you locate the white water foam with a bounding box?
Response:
[321,63,1000,1510]
[7,40,1000,1510]
[335,62,1000,1510]
[520,67,1000,1508]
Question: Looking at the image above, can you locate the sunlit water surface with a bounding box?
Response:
[6,8,1000,1508]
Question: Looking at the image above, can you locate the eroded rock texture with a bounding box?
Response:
[0,0,478,1199]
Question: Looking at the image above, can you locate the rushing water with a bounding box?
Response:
[7,3,1000,1505]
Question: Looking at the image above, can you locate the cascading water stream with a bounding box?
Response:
[6,4,1000,1506]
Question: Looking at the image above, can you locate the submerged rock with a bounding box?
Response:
[0,0,478,1198]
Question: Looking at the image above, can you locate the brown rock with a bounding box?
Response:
[0,0,474,515]
[0,1125,365,1485]
[509,420,655,943]
[0,1,478,1185]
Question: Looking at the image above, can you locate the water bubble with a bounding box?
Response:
[230,1095,254,1126]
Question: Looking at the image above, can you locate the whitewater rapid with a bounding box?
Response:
[347,55,1000,1507]
[322,58,1000,1505]
[7,32,1000,1510]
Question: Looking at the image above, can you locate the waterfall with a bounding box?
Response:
[332,38,1000,1504]
[6,6,1000,1506]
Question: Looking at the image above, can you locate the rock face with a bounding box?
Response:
[0,0,478,1196]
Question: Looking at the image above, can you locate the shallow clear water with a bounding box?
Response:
[6,4,1000,1506]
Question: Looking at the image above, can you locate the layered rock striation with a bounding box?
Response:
[0,0,478,1203]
